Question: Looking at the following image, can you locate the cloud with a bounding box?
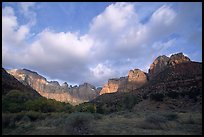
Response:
[19,2,36,26]
[89,63,117,85]
[2,2,202,87]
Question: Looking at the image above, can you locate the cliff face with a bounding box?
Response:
[2,68,40,98]
[99,52,191,95]
[92,53,202,113]
[127,69,148,91]
[7,69,100,105]
[100,69,147,95]
[148,52,190,80]
[100,77,128,95]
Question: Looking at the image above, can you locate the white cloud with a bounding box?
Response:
[89,64,117,85]
[19,2,35,12]
[150,5,176,26]
[19,2,36,26]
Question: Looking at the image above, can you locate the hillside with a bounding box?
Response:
[91,53,202,113]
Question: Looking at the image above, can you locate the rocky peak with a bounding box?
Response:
[128,69,147,83]
[148,53,191,80]
[168,52,190,66]
[79,83,96,90]
[61,82,68,87]
[148,55,169,79]
[49,81,60,87]
[22,68,38,75]
[100,69,148,95]
[7,69,100,105]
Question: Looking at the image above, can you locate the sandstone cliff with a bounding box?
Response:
[148,52,190,80]
[7,69,100,105]
[100,69,147,95]
[100,52,191,95]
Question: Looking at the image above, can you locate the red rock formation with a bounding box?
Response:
[127,69,147,91]
[148,52,190,80]
[100,77,127,95]
[100,69,147,95]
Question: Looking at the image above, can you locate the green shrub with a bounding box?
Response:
[76,103,96,113]
[25,111,43,121]
[25,97,74,113]
[2,90,30,112]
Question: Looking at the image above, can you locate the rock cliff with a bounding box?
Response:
[100,69,147,95]
[148,52,190,79]
[100,52,191,95]
[7,69,100,105]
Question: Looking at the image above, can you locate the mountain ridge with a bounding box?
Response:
[6,69,100,105]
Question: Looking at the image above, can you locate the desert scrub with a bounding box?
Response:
[139,113,168,130]
[64,112,94,135]
[25,111,45,121]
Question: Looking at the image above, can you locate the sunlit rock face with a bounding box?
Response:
[100,53,191,95]
[100,69,147,95]
[7,69,100,105]
[148,52,190,80]
[168,52,190,66]
[126,69,148,91]
[100,77,128,95]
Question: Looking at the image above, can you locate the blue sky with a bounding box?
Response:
[2,2,202,87]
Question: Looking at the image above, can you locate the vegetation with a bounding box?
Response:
[75,103,96,113]
[2,111,202,135]
[2,90,73,113]
[64,112,94,135]
[2,89,202,135]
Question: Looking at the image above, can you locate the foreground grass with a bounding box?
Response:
[2,111,202,135]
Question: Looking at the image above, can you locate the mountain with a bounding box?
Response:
[2,68,40,98]
[148,52,191,80]
[2,68,41,113]
[2,68,74,113]
[92,53,202,113]
[6,69,100,105]
[100,69,147,95]
[99,52,191,95]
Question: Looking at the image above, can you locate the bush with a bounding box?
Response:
[25,111,43,121]
[145,113,167,124]
[64,112,94,135]
[76,103,96,113]
[96,104,109,114]
[150,93,164,101]
[25,97,74,113]
[139,113,168,130]
[2,90,30,112]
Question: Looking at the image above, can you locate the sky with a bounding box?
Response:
[2,2,202,87]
